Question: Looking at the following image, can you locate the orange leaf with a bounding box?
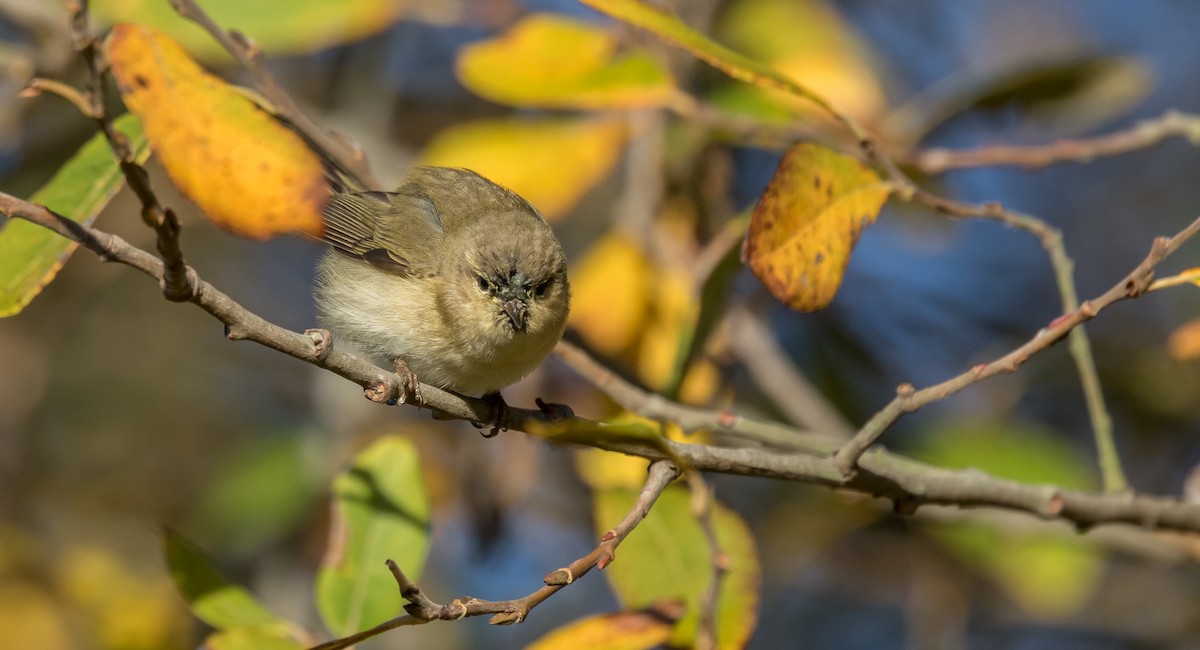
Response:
[105,24,326,240]
[1168,319,1200,361]
[742,142,890,311]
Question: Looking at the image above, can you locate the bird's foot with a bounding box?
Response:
[478,392,510,438]
[391,358,423,406]
[535,397,573,420]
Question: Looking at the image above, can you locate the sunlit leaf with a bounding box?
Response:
[316,436,430,637]
[579,0,840,118]
[162,529,289,632]
[92,0,408,62]
[420,117,626,220]
[595,486,759,648]
[525,610,674,650]
[636,266,719,403]
[1168,318,1200,361]
[569,233,654,356]
[711,0,886,126]
[0,582,72,649]
[742,142,890,311]
[457,13,676,109]
[0,114,147,317]
[203,628,305,650]
[58,545,189,649]
[105,24,326,239]
[663,216,746,400]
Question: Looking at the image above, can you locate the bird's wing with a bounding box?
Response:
[321,190,445,278]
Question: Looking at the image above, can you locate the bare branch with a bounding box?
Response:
[68,0,193,301]
[7,190,1200,535]
[833,214,1200,475]
[915,110,1200,173]
[309,461,680,649]
[167,0,380,189]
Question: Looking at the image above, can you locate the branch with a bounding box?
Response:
[309,461,680,650]
[8,191,1200,536]
[832,214,1200,475]
[68,0,193,301]
[915,110,1200,173]
[901,191,1125,492]
[167,0,380,189]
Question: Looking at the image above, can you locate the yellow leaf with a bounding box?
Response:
[1168,318,1200,361]
[420,117,626,220]
[579,0,842,120]
[637,267,718,404]
[569,233,653,355]
[989,535,1101,620]
[0,582,72,650]
[105,24,326,240]
[715,0,886,125]
[59,545,187,649]
[742,142,890,311]
[456,14,676,109]
[526,610,673,650]
[576,447,652,491]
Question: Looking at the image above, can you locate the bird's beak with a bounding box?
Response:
[501,300,528,331]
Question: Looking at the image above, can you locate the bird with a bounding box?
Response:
[313,166,570,426]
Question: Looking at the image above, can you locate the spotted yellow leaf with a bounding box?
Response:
[742,142,890,311]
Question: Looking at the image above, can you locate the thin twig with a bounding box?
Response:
[309,461,680,650]
[914,110,1200,173]
[687,473,726,650]
[1147,267,1200,293]
[555,340,839,454]
[68,0,193,301]
[20,77,97,117]
[728,308,854,439]
[900,191,1126,492]
[167,0,380,189]
[832,214,1200,476]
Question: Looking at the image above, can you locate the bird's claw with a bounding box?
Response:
[392,358,423,406]
[479,392,510,438]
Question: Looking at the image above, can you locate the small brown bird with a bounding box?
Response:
[314,166,570,406]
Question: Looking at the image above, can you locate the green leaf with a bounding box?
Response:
[884,55,1154,145]
[203,628,305,650]
[316,436,431,637]
[579,0,838,117]
[162,528,289,631]
[0,113,148,317]
[929,522,1103,620]
[91,0,404,61]
[594,486,760,648]
[664,216,747,399]
[191,434,319,555]
[910,419,1097,490]
[456,13,676,109]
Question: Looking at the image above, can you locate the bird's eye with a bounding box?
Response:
[535,279,552,297]
[477,275,490,292]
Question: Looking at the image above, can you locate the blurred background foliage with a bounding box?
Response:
[4,0,1200,648]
